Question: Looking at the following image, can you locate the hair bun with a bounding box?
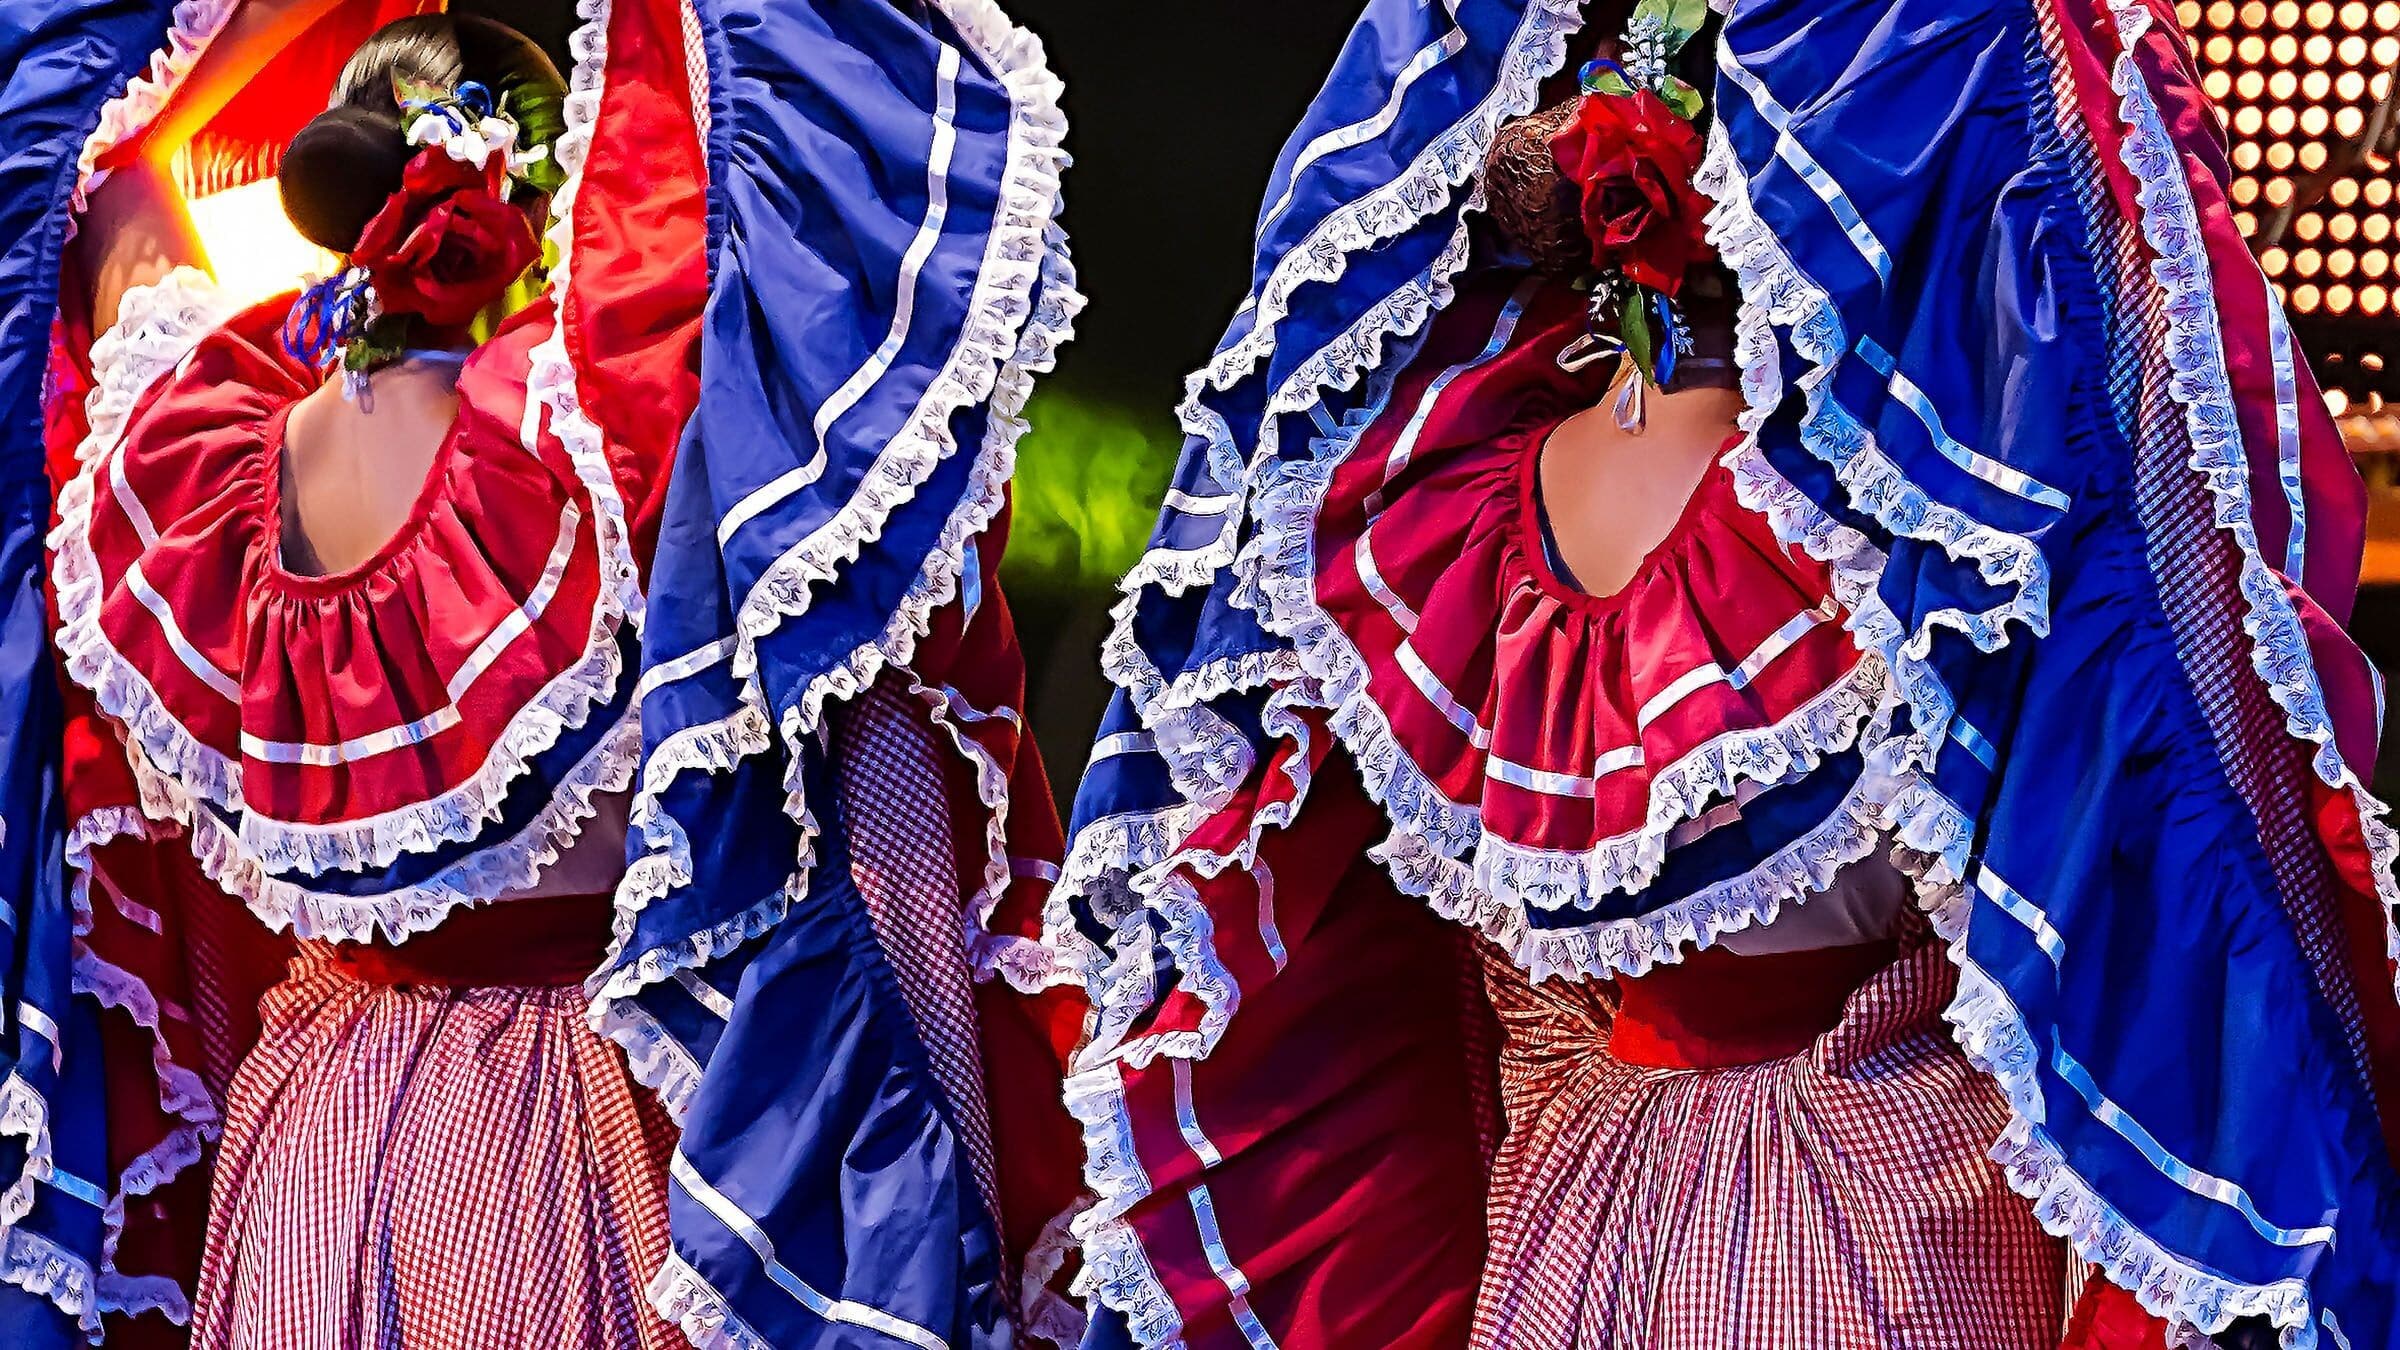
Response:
[280,105,414,253]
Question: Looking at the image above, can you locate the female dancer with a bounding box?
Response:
[1057,0,2400,1346]
[4,1,1083,1346]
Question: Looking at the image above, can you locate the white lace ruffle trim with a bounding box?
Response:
[530,0,648,631]
[49,270,644,941]
[0,817,217,1336]
[1058,10,1646,1338]
[1701,7,2386,1343]
[590,11,1084,1338]
[2102,0,2400,963]
[2,1226,101,1341]
[648,1252,774,1350]
[1695,118,2052,777]
[66,0,240,234]
[1180,0,1587,463]
[6,7,234,1297]
[1095,0,1587,806]
[599,0,1080,1028]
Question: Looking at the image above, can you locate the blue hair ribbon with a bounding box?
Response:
[399,81,496,138]
[281,270,371,370]
[1651,289,1681,387]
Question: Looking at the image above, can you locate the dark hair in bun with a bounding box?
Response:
[279,14,568,254]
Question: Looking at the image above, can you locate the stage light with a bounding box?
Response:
[183,175,339,311]
[2181,0,2399,453]
[2176,0,2392,308]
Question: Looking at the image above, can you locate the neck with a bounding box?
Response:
[1614,361,1746,439]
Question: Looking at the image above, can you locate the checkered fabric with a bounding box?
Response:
[833,674,1005,1240]
[190,950,679,1350]
[1470,925,2069,1349]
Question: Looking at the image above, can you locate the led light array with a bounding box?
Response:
[2178,0,2398,433]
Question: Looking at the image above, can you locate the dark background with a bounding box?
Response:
[931,2,1368,789]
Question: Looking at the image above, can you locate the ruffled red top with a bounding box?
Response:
[1306,279,1883,913]
[53,273,633,883]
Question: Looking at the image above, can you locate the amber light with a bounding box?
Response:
[2182,0,2399,450]
[2191,0,2397,320]
[181,175,339,311]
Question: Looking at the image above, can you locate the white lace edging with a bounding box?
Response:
[1094,588,1292,812]
[1062,1062,1179,1348]
[1239,388,1904,929]
[529,0,649,630]
[1090,0,1585,802]
[616,0,1081,953]
[1181,0,1585,428]
[718,2,1078,714]
[68,941,216,1220]
[0,877,211,1334]
[49,272,643,912]
[124,678,639,945]
[1695,118,2062,773]
[588,861,803,1124]
[602,0,1082,1095]
[901,677,1058,993]
[65,820,218,1126]
[1930,895,2321,1345]
[2103,0,2400,959]
[1020,1200,1090,1348]
[1880,834,2309,1342]
[1690,23,2347,1339]
[0,1073,51,1248]
[1042,634,1903,1349]
[2,1225,101,1341]
[66,0,240,233]
[647,1252,774,1350]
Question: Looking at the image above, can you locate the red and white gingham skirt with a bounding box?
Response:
[1471,928,2068,1350]
[190,943,680,1350]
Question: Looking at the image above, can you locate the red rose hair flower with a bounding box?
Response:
[1549,88,1713,297]
[351,148,540,328]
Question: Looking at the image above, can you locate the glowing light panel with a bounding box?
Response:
[184,176,339,311]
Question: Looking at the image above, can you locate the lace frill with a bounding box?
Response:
[64,0,241,232]
[6,4,233,1317]
[1688,4,2395,1342]
[49,271,640,943]
[1097,0,1587,804]
[1056,7,1615,1341]
[1695,122,2052,773]
[528,0,646,630]
[1,1227,101,1340]
[1179,0,1586,466]
[2101,0,2400,957]
[64,819,215,1328]
[647,1254,774,1350]
[596,0,1082,1050]
[585,14,1086,1339]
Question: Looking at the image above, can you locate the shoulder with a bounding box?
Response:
[96,271,316,469]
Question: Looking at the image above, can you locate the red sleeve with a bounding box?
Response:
[552,0,712,580]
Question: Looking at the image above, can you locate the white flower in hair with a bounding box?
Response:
[395,79,525,175]
[407,110,518,171]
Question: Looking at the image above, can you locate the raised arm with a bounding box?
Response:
[75,0,345,331]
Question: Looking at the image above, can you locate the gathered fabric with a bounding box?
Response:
[1472,922,2068,1350]
[191,942,678,1350]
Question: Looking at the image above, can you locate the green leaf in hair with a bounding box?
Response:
[1581,65,1635,97]
[392,74,448,110]
[1619,294,1656,383]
